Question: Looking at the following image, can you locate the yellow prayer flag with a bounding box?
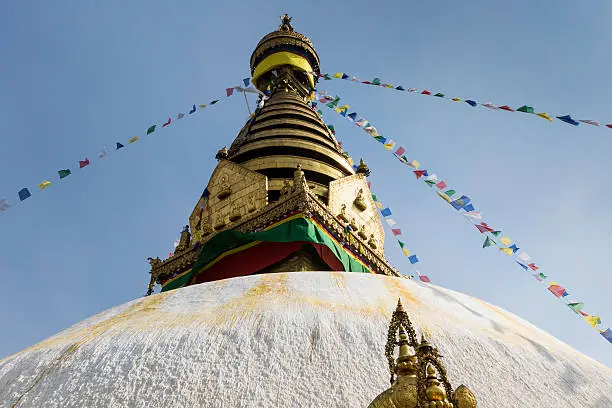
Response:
[437,191,451,203]
[375,202,383,210]
[402,248,411,257]
[384,142,396,150]
[383,84,394,89]
[536,112,552,122]
[500,237,512,246]
[333,72,343,78]
[198,104,207,108]
[500,247,513,256]
[584,315,601,328]
[38,180,51,190]
[411,160,420,169]
[347,157,354,166]
[128,136,139,144]
[339,105,349,110]
[451,97,461,101]
[333,107,342,113]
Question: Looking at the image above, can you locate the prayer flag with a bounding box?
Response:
[18,188,31,201]
[517,105,535,114]
[341,73,349,79]
[210,100,219,105]
[435,181,447,189]
[475,224,494,233]
[384,140,396,150]
[567,302,584,314]
[516,261,529,270]
[0,199,10,212]
[98,148,107,159]
[189,104,196,114]
[198,104,207,108]
[536,112,552,121]
[419,275,431,283]
[491,231,501,237]
[162,117,171,127]
[409,160,420,169]
[463,211,482,220]
[500,237,512,246]
[375,202,383,210]
[79,158,90,168]
[243,78,250,86]
[226,88,234,97]
[408,255,419,264]
[578,119,599,126]
[462,203,475,212]
[381,208,392,217]
[372,78,381,85]
[116,142,124,150]
[396,86,405,91]
[528,263,538,271]
[606,124,612,129]
[402,248,410,257]
[601,328,612,343]
[395,147,406,156]
[386,218,397,226]
[437,192,452,202]
[414,170,426,179]
[58,169,71,179]
[482,102,497,109]
[382,84,394,89]
[128,136,139,143]
[424,180,436,186]
[498,105,515,112]
[434,93,444,98]
[333,72,342,78]
[451,195,471,210]
[327,125,335,134]
[444,189,456,197]
[347,112,357,121]
[38,180,51,190]
[371,194,377,201]
[584,315,601,328]
[518,252,531,262]
[548,284,567,298]
[398,240,405,248]
[147,125,156,134]
[465,100,477,107]
[556,115,579,126]
[392,228,402,236]
[483,236,495,248]
[421,90,431,95]
[451,97,461,101]
[509,244,519,253]
[407,88,417,92]
[500,247,513,256]
[177,113,184,119]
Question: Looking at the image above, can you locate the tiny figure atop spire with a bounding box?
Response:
[279,14,294,31]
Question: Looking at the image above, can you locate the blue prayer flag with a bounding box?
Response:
[243,78,250,87]
[408,255,419,264]
[352,164,358,171]
[509,244,519,253]
[341,73,349,79]
[116,142,124,150]
[18,188,31,201]
[465,100,478,107]
[451,195,471,210]
[189,104,196,114]
[462,203,475,212]
[516,261,529,271]
[423,170,429,176]
[396,86,405,91]
[381,208,392,217]
[347,112,357,121]
[601,328,612,343]
[556,115,579,126]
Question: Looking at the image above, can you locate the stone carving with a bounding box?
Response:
[368,234,377,249]
[354,188,367,211]
[217,175,231,200]
[358,224,368,240]
[337,203,349,223]
[349,217,358,232]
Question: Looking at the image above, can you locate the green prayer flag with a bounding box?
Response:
[517,105,535,114]
[372,78,381,85]
[483,236,495,248]
[147,125,156,135]
[444,189,456,197]
[567,302,584,314]
[434,93,445,97]
[371,194,377,201]
[538,272,548,279]
[491,231,502,237]
[424,180,436,186]
[398,241,405,248]
[58,169,71,179]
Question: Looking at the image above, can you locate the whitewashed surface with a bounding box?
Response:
[0,272,610,408]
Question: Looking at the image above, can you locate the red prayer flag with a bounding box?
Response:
[226,88,234,97]
[475,224,493,233]
[421,90,431,95]
[528,263,538,271]
[392,228,402,236]
[79,158,90,168]
[367,181,371,188]
[419,275,431,283]
[361,81,372,85]
[435,181,447,189]
[579,311,589,317]
[548,284,566,298]
[395,147,406,156]
[162,117,171,127]
[414,170,426,179]
[606,124,612,129]
[498,105,515,112]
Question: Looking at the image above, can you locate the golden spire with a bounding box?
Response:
[368,300,477,408]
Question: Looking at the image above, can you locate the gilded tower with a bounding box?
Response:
[147,15,397,293]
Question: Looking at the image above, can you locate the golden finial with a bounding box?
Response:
[279,14,294,31]
[215,146,228,161]
[356,158,371,177]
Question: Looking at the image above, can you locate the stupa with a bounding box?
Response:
[1,15,610,408]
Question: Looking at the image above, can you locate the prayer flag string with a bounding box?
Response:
[316,90,610,344]
[0,84,259,215]
[315,72,612,133]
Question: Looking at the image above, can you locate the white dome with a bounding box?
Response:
[1,272,610,407]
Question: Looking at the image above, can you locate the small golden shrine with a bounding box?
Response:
[368,300,477,408]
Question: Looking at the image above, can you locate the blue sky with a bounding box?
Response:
[1,1,611,367]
